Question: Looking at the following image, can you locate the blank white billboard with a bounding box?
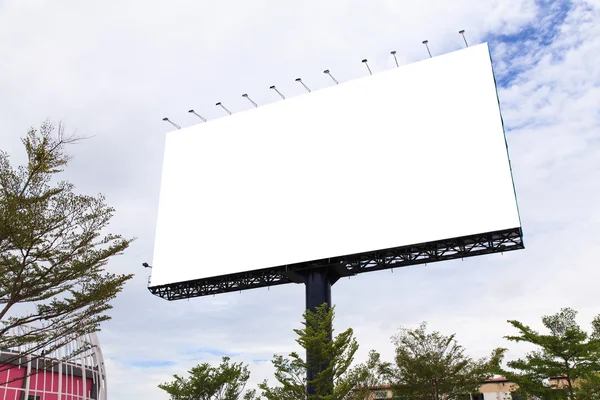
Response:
[150,42,521,286]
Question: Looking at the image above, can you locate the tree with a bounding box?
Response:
[258,303,374,400]
[0,121,134,383]
[159,356,253,400]
[576,373,600,400]
[346,350,393,400]
[389,322,500,400]
[495,307,600,399]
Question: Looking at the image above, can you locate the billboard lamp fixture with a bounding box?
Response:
[323,69,339,85]
[390,50,399,67]
[215,102,232,115]
[295,78,311,93]
[459,30,469,47]
[242,93,258,108]
[162,117,181,129]
[362,59,372,75]
[422,40,432,58]
[269,85,286,99]
[188,109,207,122]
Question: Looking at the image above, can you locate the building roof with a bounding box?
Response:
[483,376,510,383]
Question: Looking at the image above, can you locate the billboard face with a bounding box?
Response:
[150,42,520,286]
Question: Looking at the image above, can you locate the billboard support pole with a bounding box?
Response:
[302,267,338,397]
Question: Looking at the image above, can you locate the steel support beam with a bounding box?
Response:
[148,227,524,301]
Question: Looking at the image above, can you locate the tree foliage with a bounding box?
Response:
[0,121,134,381]
[346,349,393,400]
[389,322,499,400]
[258,303,373,400]
[575,373,600,400]
[159,356,253,400]
[495,307,600,399]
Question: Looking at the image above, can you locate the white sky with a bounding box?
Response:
[0,0,599,399]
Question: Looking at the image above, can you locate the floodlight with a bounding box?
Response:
[188,109,207,122]
[162,117,180,129]
[242,93,258,107]
[362,59,372,75]
[422,40,432,58]
[459,30,469,47]
[270,85,286,99]
[216,102,232,115]
[390,50,399,67]
[323,69,339,84]
[295,78,311,92]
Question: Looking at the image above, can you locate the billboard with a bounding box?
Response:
[150,42,521,287]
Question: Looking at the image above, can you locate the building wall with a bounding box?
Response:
[480,380,515,400]
[482,392,511,400]
[0,363,26,399]
[0,362,94,400]
[355,377,573,400]
[0,327,107,400]
[354,380,517,400]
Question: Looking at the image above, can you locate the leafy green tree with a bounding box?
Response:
[495,307,600,399]
[389,322,500,400]
[159,356,253,400]
[346,350,393,400]
[258,303,374,400]
[0,121,134,383]
[576,373,600,400]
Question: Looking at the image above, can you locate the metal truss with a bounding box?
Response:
[148,227,523,301]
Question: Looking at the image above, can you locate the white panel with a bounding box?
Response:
[151,42,520,286]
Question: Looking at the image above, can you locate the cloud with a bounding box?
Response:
[485,0,573,87]
[1,0,599,399]
[184,348,241,358]
[130,360,176,369]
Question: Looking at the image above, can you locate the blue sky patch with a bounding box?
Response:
[484,0,573,88]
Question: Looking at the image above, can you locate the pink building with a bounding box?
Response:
[0,327,107,400]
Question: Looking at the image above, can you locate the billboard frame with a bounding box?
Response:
[148,226,523,301]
